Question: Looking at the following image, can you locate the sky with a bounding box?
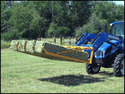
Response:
[68,1,124,6]
[113,1,124,6]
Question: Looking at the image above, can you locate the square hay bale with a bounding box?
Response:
[43,42,89,61]
[18,40,27,52]
[10,40,88,62]
[10,40,19,51]
[34,41,45,53]
[25,40,36,53]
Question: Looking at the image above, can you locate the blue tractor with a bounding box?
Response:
[74,21,124,77]
[9,20,124,77]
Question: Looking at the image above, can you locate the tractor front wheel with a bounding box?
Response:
[86,63,101,74]
[113,54,124,77]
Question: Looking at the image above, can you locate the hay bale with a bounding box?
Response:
[43,42,88,61]
[25,40,36,53]
[18,40,27,52]
[34,41,88,61]
[10,40,19,51]
[10,40,88,62]
[34,41,45,53]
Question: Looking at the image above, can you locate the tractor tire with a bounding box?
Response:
[113,54,124,77]
[86,63,101,74]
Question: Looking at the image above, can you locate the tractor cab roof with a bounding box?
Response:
[110,21,124,26]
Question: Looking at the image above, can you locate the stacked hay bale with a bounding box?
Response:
[34,41,45,53]
[18,40,27,52]
[10,40,19,51]
[25,40,36,53]
[10,40,89,62]
[33,41,58,60]
[33,41,88,61]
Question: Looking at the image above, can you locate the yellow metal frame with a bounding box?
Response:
[8,43,94,64]
[42,46,94,64]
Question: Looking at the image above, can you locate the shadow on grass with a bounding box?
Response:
[38,74,106,86]
[98,71,113,77]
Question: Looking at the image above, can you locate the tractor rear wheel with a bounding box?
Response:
[86,63,101,74]
[113,54,124,77]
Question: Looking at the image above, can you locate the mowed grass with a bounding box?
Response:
[1,48,124,93]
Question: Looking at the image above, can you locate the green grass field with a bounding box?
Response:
[1,48,124,93]
[1,40,11,49]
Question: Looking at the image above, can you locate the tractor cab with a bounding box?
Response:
[110,21,124,39]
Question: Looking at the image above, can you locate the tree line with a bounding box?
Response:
[1,1,124,41]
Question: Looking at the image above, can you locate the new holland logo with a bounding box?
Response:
[108,35,120,41]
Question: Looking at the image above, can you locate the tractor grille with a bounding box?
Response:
[105,47,112,56]
[96,51,101,56]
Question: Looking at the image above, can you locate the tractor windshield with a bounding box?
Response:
[111,22,124,39]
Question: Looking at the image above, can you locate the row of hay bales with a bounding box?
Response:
[10,40,88,62]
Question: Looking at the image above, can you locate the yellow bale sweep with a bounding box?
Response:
[9,40,94,64]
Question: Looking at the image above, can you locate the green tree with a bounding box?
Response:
[52,1,73,36]
[93,1,124,23]
[75,13,108,37]
[71,1,92,26]
[46,22,57,37]
[47,22,70,37]
[1,1,124,40]
[114,4,124,21]
[29,1,51,37]
[10,2,43,39]
[1,1,13,33]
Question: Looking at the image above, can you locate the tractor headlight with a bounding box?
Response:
[101,50,105,57]
[95,53,96,57]
[95,51,101,57]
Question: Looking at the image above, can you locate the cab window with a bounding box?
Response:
[111,22,124,39]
